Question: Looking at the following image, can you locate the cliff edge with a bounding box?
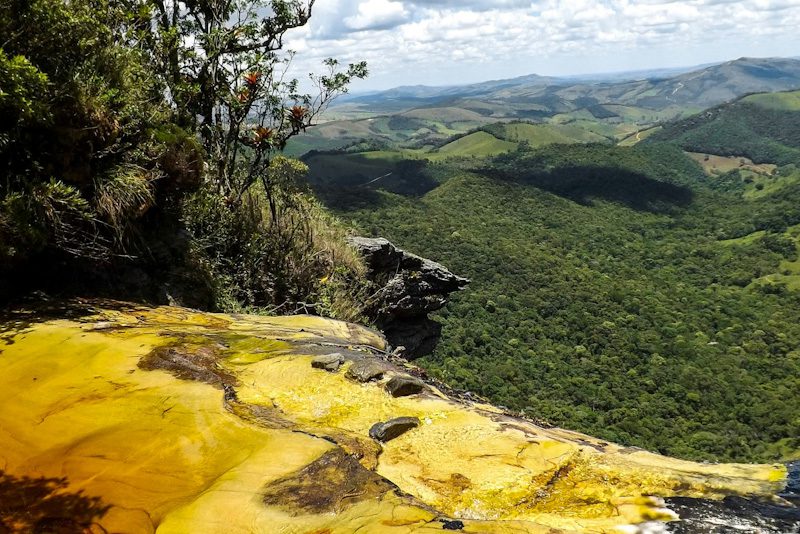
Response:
[0,300,795,533]
[349,236,469,359]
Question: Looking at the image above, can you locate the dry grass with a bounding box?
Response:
[94,165,156,237]
[263,193,368,321]
[182,157,370,321]
[687,152,777,176]
[306,200,365,277]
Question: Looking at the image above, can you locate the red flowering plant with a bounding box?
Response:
[133,0,367,205]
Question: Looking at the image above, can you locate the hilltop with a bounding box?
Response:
[288,57,800,156]
[649,89,800,165]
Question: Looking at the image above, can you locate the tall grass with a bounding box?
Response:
[181,157,368,319]
[94,164,156,240]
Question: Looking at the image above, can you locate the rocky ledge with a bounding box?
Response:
[0,300,795,533]
[348,236,469,359]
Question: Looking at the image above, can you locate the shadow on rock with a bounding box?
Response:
[0,470,110,533]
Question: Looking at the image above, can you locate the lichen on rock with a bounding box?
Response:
[0,300,793,533]
[262,448,395,515]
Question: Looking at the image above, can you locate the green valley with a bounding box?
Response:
[301,98,800,463]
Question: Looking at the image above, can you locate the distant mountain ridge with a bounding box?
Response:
[341,73,559,102]
[336,57,800,115]
[287,57,800,158]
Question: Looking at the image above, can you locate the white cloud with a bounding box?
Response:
[281,0,800,90]
[344,0,410,30]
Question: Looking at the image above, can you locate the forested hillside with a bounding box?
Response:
[319,143,800,462]
[650,91,800,165]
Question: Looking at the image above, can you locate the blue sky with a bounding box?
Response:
[283,0,800,91]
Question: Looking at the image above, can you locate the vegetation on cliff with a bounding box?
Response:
[0,0,367,315]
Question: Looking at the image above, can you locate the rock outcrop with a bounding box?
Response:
[345,358,390,382]
[385,375,426,397]
[311,352,344,372]
[0,300,795,533]
[348,236,469,359]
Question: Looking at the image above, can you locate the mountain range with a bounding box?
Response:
[286,57,800,156]
[336,57,800,116]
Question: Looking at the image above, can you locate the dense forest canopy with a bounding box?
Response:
[318,141,800,462]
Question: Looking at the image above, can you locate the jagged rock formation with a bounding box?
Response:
[348,236,469,359]
[0,300,795,533]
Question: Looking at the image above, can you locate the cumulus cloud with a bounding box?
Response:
[283,0,800,89]
[344,0,410,30]
[407,0,531,10]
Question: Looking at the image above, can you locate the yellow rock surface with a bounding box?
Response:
[0,301,787,533]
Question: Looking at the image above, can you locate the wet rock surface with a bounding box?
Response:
[348,236,468,359]
[0,301,795,533]
[784,460,800,506]
[369,417,421,442]
[664,496,800,533]
[385,375,426,397]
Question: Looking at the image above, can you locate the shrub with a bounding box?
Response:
[182,157,367,315]
[0,0,201,291]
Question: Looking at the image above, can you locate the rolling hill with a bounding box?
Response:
[288,57,800,157]
[434,131,517,157]
[650,90,800,165]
